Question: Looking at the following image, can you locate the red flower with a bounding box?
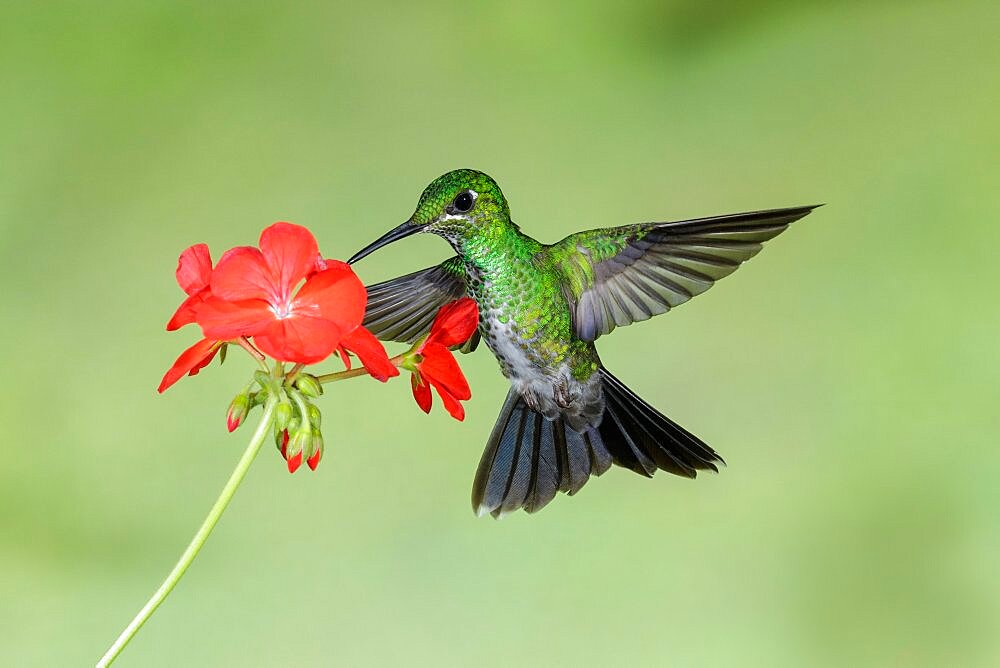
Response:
[196,223,371,364]
[167,244,214,331]
[158,338,223,393]
[410,298,478,420]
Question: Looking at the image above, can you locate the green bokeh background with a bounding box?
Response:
[2,1,998,665]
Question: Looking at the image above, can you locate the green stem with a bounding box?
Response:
[286,386,312,428]
[314,366,372,384]
[315,352,409,384]
[97,397,278,667]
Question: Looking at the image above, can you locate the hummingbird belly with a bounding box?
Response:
[469,266,604,431]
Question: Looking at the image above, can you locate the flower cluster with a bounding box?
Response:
[100,221,481,667]
[159,222,479,472]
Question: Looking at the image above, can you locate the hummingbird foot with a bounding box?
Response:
[552,376,576,409]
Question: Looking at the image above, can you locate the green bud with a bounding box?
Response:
[275,400,293,432]
[295,374,323,398]
[307,403,322,430]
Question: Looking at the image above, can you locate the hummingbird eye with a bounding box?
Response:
[450,190,476,214]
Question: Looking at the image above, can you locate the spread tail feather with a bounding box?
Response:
[472,388,612,518]
[471,368,723,517]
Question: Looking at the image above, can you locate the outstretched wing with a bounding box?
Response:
[552,205,819,341]
[362,256,480,352]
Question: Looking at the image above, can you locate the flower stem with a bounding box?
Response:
[97,397,278,667]
[315,353,409,384]
[285,363,305,383]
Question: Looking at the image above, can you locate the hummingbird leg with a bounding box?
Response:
[523,386,549,414]
[522,386,543,413]
[552,375,576,409]
[521,384,562,421]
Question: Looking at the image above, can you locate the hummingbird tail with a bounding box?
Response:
[471,370,724,517]
[597,367,724,479]
[472,388,613,518]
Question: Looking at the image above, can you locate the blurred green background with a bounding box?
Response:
[2,1,998,665]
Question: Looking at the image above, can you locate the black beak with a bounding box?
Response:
[347,220,426,264]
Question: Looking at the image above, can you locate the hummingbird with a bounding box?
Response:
[348,169,817,517]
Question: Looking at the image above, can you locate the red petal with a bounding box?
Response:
[306,449,321,470]
[187,347,219,378]
[157,338,220,393]
[425,298,479,348]
[197,296,275,339]
[258,223,320,301]
[210,246,278,303]
[293,263,365,329]
[287,450,303,473]
[418,342,471,400]
[166,291,208,331]
[411,373,432,414]
[432,381,466,421]
[176,244,213,295]
[253,316,344,364]
[340,326,399,382]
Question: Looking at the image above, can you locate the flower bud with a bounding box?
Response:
[286,450,303,474]
[226,392,251,432]
[275,400,293,432]
[295,374,323,398]
[275,427,289,458]
[285,428,311,474]
[253,370,271,388]
[307,403,322,430]
[307,430,324,471]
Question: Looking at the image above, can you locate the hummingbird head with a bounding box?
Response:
[348,169,510,264]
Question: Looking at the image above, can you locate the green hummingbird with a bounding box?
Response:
[348,169,817,517]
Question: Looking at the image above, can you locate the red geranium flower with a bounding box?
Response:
[410,298,478,420]
[196,223,375,365]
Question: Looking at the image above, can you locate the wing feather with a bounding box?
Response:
[362,256,480,352]
[552,205,818,341]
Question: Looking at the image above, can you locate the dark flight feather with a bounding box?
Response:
[552,205,820,341]
[362,256,480,353]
